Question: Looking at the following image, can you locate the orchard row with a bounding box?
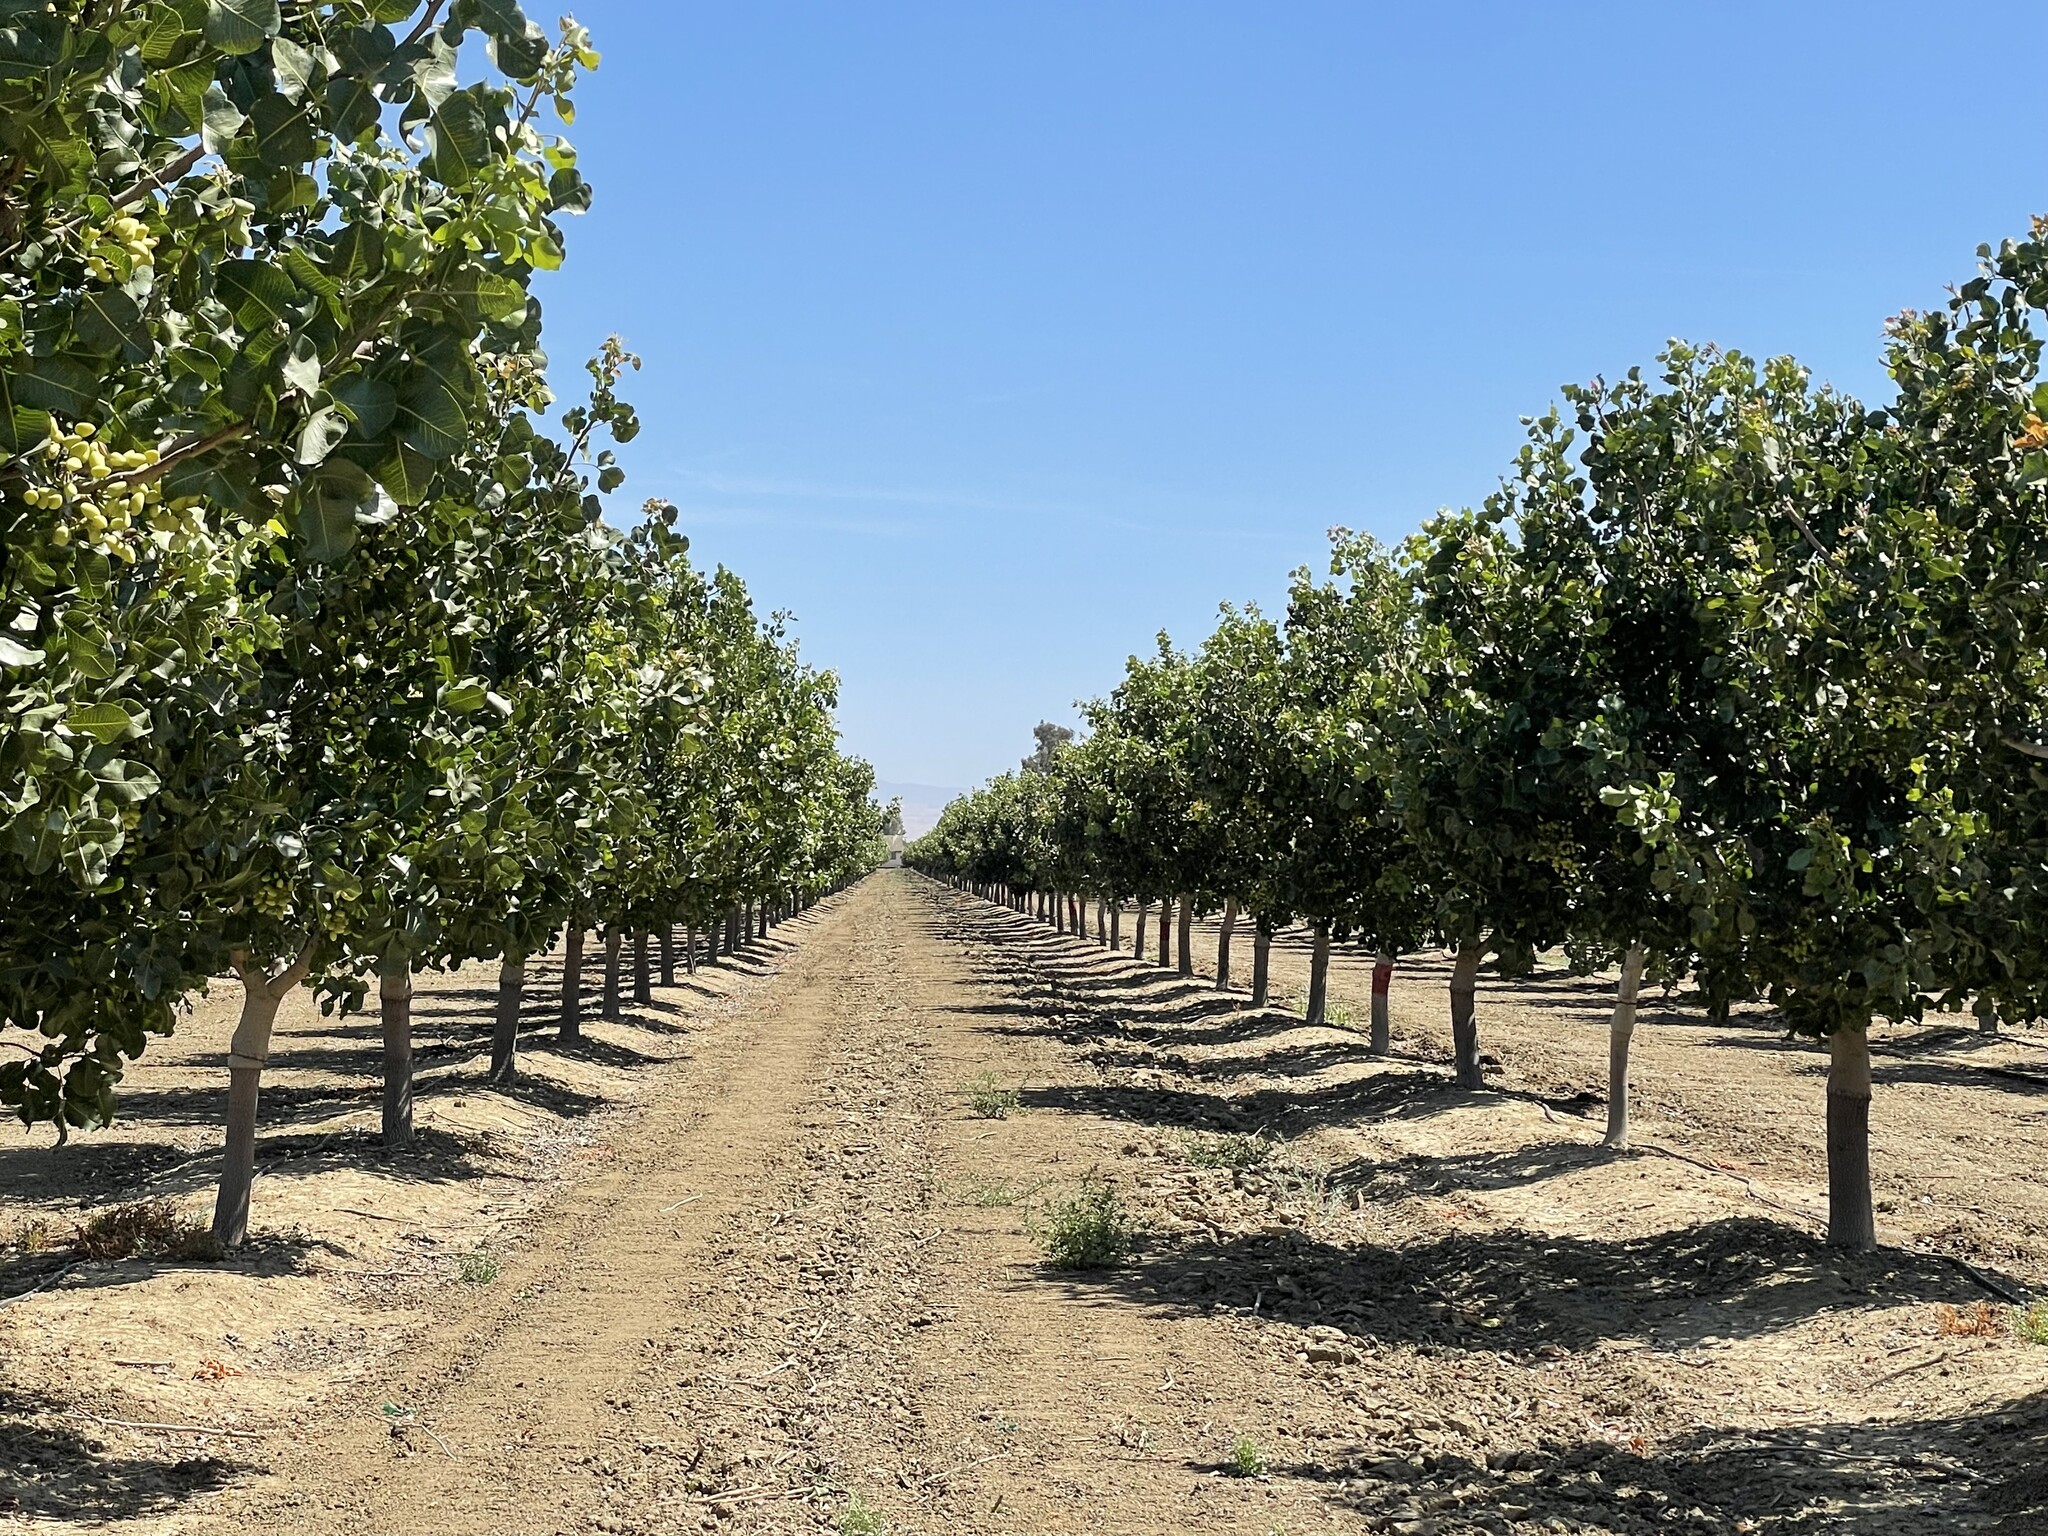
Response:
[911,226,2048,1250]
[0,4,889,1245]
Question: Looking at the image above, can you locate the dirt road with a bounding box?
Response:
[8,872,2047,1535]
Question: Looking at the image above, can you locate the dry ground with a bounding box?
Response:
[3,872,2044,1535]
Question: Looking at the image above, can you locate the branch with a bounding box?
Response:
[399,0,450,50]
[106,422,251,488]
[109,143,207,212]
[2002,736,2048,761]
[1780,499,1830,559]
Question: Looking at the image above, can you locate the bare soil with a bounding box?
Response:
[4,873,2045,1535]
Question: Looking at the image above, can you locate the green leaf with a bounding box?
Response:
[201,81,246,153]
[75,288,146,355]
[204,0,281,56]
[65,702,146,745]
[8,357,98,417]
[216,259,299,330]
[270,35,315,101]
[295,405,350,465]
[0,635,44,667]
[293,460,393,562]
[281,333,320,396]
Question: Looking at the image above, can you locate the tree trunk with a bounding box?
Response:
[1369,954,1394,1054]
[1305,922,1331,1024]
[1158,895,1173,968]
[685,923,698,975]
[211,944,316,1249]
[1095,898,1106,944]
[660,925,676,986]
[758,903,768,940]
[1450,942,1486,1089]
[560,923,584,1041]
[1110,902,1121,951]
[1826,1027,1876,1249]
[1176,895,1194,977]
[1251,918,1272,1006]
[1603,945,1649,1149]
[633,931,652,1005]
[490,954,525,1083]
[1134,903,1149,958]
[1216,897,1239,989]
[380,959,413,1150]
[603,928,623,1021]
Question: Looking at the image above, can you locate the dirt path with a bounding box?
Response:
[12,873,2047,1535]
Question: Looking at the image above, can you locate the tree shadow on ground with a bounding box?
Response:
[473,1072,607,1120]
[249,1123,498,1186]
[524,1033,672,1071]
[1020,1070,1462,1135]
[6,1227,348,1303]
[1323,1139,1615,1199]
[1286,1387,2048,1535]
[0,1138,202,1204]
[103,1079,375,1130]
[1068,1215,2011,1354]
[0,1388,246,1523]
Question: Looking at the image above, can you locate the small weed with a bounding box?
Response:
[840,1492,886,1535]
[1228,1434,1269,1477]
[7,1216,63,1255]
[963,1174,1021,1207]
[458,1248,501,1286]
[965,1072,1021,1120]
[1324,1002,1358,1030]
[2011,1302,2048,1345]
[1178,1129,1274,1171]
[1034,1179,1134,1270]
[72,1201,219,1262]
[1935,1301,2007,1338]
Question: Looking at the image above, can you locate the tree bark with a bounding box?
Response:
[1306,922,1331,1024]
[1134,902,1149,958]
[560,923,584,1041]
[380,959,413,1150]
[1216,897,1238,989]
[1369,954,1394,1054]
[685,923,698,975]
[659,925,676,986]
[633,931,652,1005]
[1176,895,1194,977]
[1158,894,1173,968]
[1251,918,1272,1006]
[1095,898,1106,944]
[211,943,317,1248]
[1450,942,1486,1089]
[603,928,623,1021]
[490,954,525,1083]
[1109,902,1121,951]
[1603,945,1650,1149]
[1827,1027,1876,1249]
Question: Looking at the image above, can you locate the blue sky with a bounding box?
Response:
[535,2,2048,790]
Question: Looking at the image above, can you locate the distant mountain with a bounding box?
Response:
[873,780,965,840]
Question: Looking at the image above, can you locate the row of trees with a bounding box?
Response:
[1,2,888,1245]
[912,222,2048,1250]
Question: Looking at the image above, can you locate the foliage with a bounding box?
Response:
[0,3,889,1186]
[964,1071,1021,1120]
[1034,1178,1134,1270]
